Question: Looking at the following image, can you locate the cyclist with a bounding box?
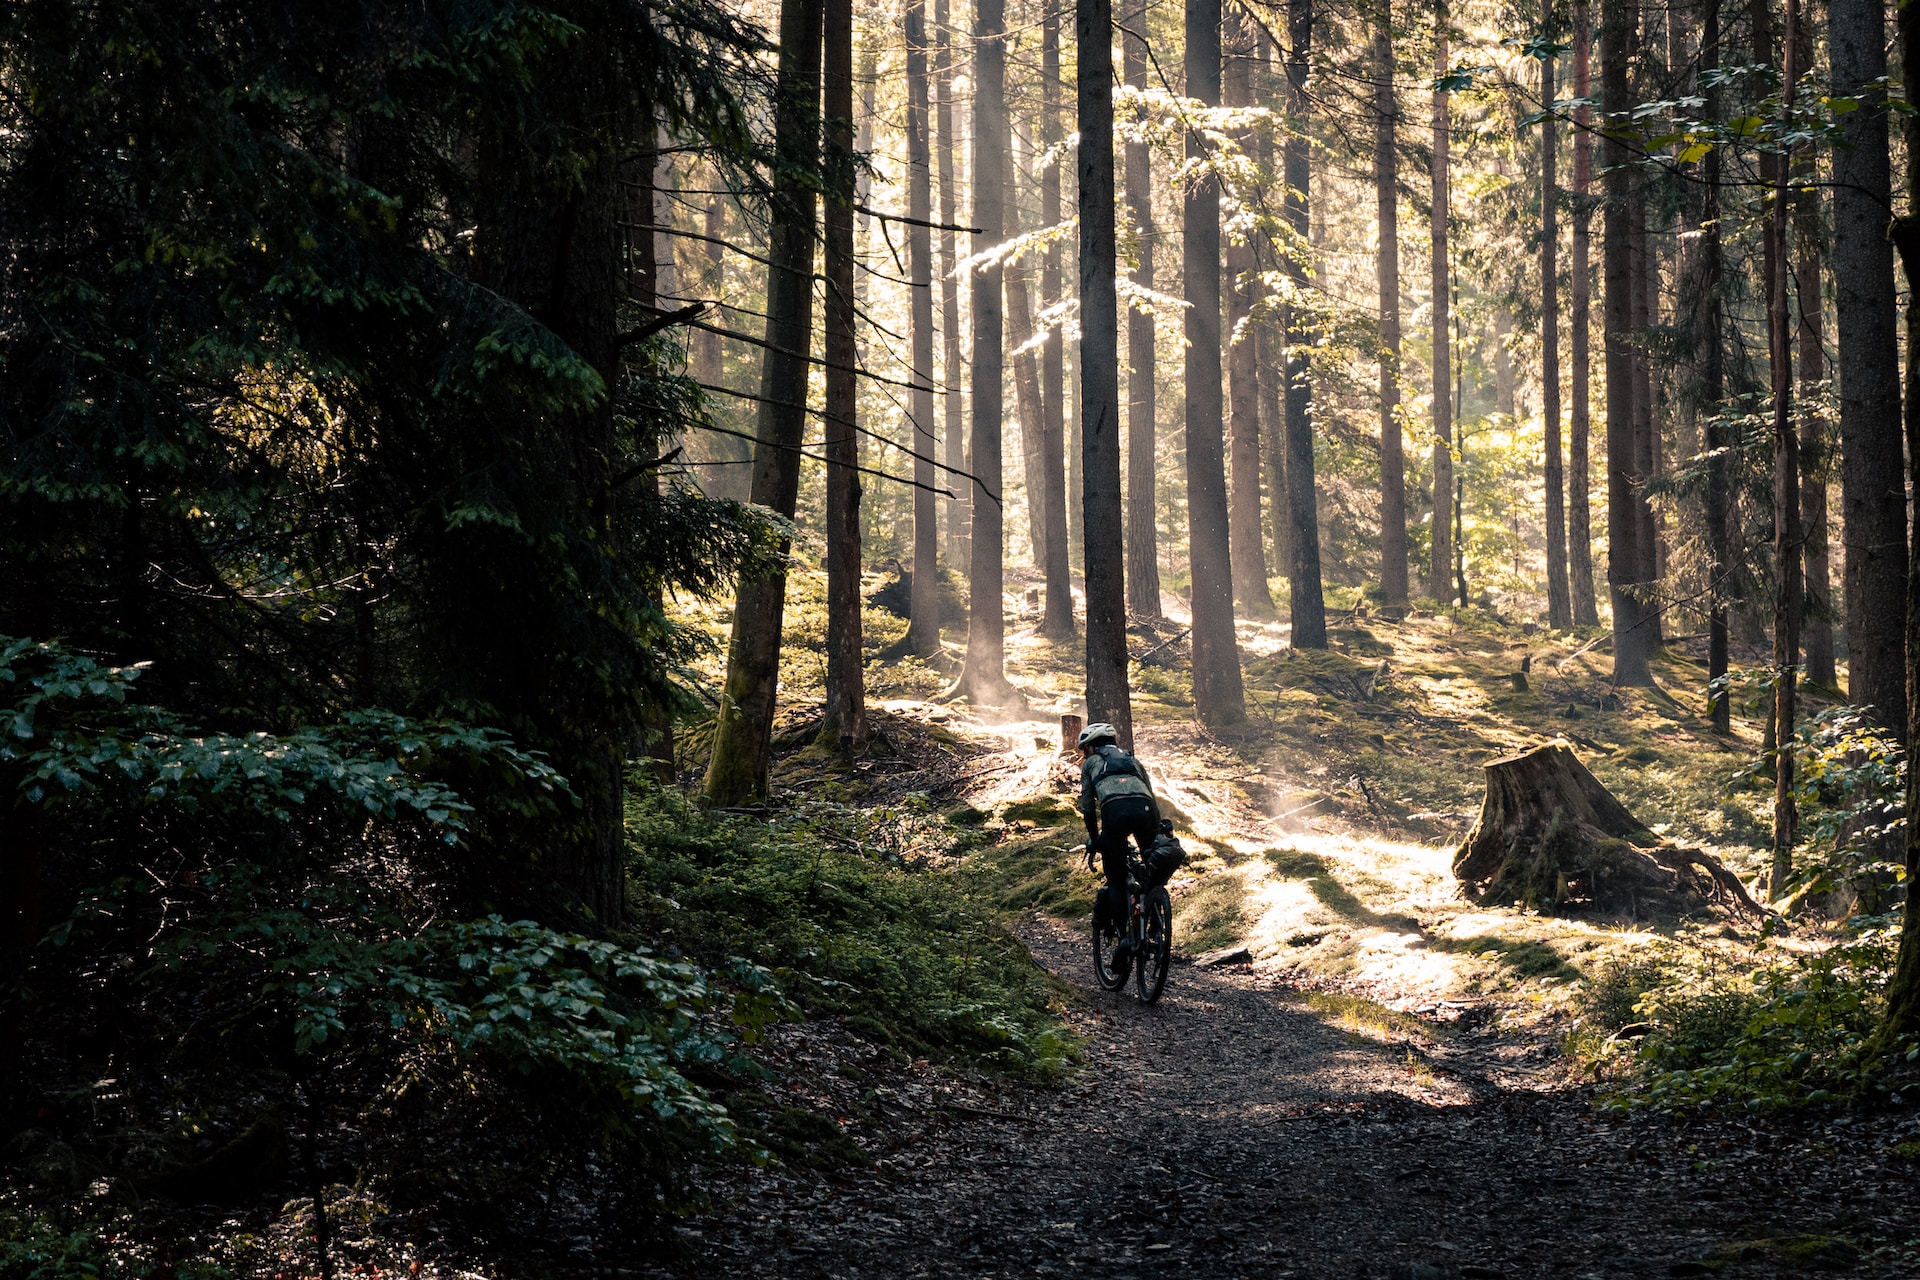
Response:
[1077,722,1161,967]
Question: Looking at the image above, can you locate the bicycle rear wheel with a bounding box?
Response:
[1134,887,1172,1003]
[1091,909,1130,991]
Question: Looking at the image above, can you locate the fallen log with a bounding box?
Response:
[1453,741,1760,917]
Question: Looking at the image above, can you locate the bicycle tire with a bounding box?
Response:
[1091,908,1130,991]
[1134,887,1172,1003]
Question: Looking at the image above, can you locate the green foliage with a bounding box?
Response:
[628,788,1077,1077]
[1597,936,1920,1114]
[3,641,766,1247]
[0,1211,235,1280]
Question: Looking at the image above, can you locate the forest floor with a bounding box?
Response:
[644,572,1920,1278]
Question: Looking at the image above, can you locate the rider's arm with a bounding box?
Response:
[1079,757,1099,839]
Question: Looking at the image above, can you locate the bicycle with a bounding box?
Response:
[1090,847,1173,1003]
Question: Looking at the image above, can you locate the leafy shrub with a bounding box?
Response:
[1600,935,1920,1114]
[1,637,762,1257]
[628,788,1076,1077]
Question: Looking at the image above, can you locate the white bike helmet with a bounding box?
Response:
[1076,722,1118,750]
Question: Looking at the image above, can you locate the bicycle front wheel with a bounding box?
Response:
[1134,887,1172,1003]
[1092,909,1130,991]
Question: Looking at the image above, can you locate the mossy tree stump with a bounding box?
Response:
[1453,742,1758,917]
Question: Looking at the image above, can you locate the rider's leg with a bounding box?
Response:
[1100,833,1128,929]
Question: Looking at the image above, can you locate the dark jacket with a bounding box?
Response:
[1079,743,1158,836]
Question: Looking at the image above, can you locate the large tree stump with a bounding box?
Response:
[1454,742,1759,917]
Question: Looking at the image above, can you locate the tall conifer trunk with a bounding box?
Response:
[1872,0,1920,1040]
[958,0,1014,703]
[1702,0,1730,731]
[696,189,752,502]
[705,0,825,804]
[935,0,969,570]
[1830,0,1907,735]
[1569,0,1599,625]
[1601,0,1654,684]
[1429,10,1453,604]
[1541,27,1570,630]
[1226,12,1277,621]
[1766,0,1802,892]
[1283,0,1326,647]
[1122,0,1163,620]
[822,0,866,751]
[1081,0,1132,742]
[1184,0,1247,721]
[1794,13,1833,690]
[1374,10,1406,608]
[1040,5,1073,635]
[905,0,942,655]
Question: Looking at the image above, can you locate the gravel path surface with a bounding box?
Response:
[648,920,1920,1280]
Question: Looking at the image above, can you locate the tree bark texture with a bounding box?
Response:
[821,0,866,751]
[1373,12,1406,609]
[1830,0,1907,737]
[959,0,1014,704]
[905,0,942,656]
[1184,0,1247,721]
[1225,15,1276,622]
[1283,0,1325,647]
[1080,0,1132,745]
[705,0,825,804]
[1568,2,1599,627]
[1123,0,1163,621]
[1429,13,1453,605]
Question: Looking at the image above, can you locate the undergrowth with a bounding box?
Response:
[1574,937,1920,1114]
[627,787,1077,1078]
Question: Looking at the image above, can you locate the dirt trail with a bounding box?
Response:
[648,920,1920,1279]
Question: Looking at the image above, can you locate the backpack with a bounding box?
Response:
[1087,745,1154,821]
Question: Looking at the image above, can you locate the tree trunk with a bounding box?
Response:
[1283,0,1326,647]
[470,44,630,919]
[935,0,969,572]
[1454,743,1758,916]
[1008,149,1051,565]
[1257,29,1290,585]
[1081,0,1132,745]
[1493,306,1516,422]
[1429,12,1453,605]
[1830,0,1907,737]
[1628,186,1661,642]
[705,0,825,805]
[695,189,752,502]
[1226,13,1277,622]
[1541,31,1571,631]
[1766,0,1801,895]
[905,0,942,656]
[1691,0,1730,732]
[1568,1,1599,627]
[1875,0,1920,1044]
[821,0,866,751]
[1600,0,1653,686]
[1375,10,1407,609]
[1040,4,1073,635]
[1123,0,1163,621]
[1184,0,1246,723]
[1795,59,1834,691]
[958,0,1015,704]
